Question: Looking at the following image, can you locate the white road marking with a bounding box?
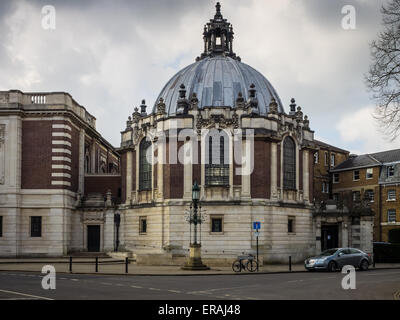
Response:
[130,285,142,289]
[167,290,181,293]
[149,288,161,291]
[0,289,53,300]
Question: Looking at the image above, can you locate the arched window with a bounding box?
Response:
[205,130,229,186]
[84,151,90,174]
[139,139,152,191]
[283,136,296,190]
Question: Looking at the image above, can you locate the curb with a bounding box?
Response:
[1,266,399,277]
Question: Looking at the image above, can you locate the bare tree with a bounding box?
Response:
[366,0,400,140]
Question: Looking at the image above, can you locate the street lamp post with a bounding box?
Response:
[114,212,121,252]
[182,181,209,270]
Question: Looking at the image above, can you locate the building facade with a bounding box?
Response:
[331,149,400,244]
[0,3,375,263]
[0,90,120,256]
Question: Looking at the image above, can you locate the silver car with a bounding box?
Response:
[304,248,372,272]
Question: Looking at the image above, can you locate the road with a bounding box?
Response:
[0,269,399,300]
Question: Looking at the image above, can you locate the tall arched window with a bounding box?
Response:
[139,139,152,191]
[283,136,296,190]
[205,130,229,186]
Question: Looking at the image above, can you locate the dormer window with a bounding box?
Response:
[387,165,395,177]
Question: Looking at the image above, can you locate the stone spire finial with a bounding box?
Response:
[215,2,222,19]
[248,84,259,114]
[126,116,132,128]
[303,115,310,130]
[140,99,147,116]
[269,97,278,114]
[289,98,296,115]
[249,84,256,98]
[236,92,245,108]
[177,84,189,114]
[156,97,166,115]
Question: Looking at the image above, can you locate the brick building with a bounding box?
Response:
[0,3,376,262]
[0,90,120,256]
[313,140,349,203]
[331,149,400,244]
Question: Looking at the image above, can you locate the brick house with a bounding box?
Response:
[331,149,400,243]
[313,139,349,203]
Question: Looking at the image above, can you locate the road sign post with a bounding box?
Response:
[253,222,261,272]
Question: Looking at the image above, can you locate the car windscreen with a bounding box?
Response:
[320,249,338,256]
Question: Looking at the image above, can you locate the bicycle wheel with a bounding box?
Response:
[247,260,258,272]
[232,260,242,273]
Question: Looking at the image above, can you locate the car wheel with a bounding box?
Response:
[328,261,336,272]
[359,259,369,271]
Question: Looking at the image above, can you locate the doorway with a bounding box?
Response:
[87,225,100,252]
[321,224,339,251]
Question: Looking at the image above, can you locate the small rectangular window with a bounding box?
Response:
[387,166,395,177]
[30,216,42,237]
[333,173,339,183]
[353,170,360,181]
[388,209,396,223]
[0,216,2,237]
[366,168,373,179]
[353,191,361,202]
[314,152,319,164]
[330,154,335,167]
[388,190,396,201]
[139,217,147,234]
[324,152,328,166]
[366,190,374,202]
[288,217,295,233]
[333,193,339,202]
[211,216,223,233]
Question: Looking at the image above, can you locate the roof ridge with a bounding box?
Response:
[366,153,381,165]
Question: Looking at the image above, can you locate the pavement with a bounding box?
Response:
[0,268,399,300]
[0,258,399,276]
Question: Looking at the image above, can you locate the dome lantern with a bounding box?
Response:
[199,2,239,61]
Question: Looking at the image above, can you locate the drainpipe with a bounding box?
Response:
[379,184,382,241]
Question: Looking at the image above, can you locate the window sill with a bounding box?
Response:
[288,232,296,235]
[210,232,224,235]
[387,199,396,202]
[139,233,147,236]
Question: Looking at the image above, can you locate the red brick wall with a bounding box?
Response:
[251,140,271,198]
[70,126,79,192]
[21,121,52,189]
[84,175,121,200]
[163,140,184,199]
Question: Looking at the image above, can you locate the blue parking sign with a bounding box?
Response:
[253,222,261,230]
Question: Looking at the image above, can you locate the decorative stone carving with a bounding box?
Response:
[196,112,239,131]
[156,97,166,115]
[0,93,9,104]
[268,97,278,114]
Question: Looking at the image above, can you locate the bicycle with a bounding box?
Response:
[232,254,258,273]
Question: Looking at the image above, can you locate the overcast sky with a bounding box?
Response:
[0,0,398,154]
